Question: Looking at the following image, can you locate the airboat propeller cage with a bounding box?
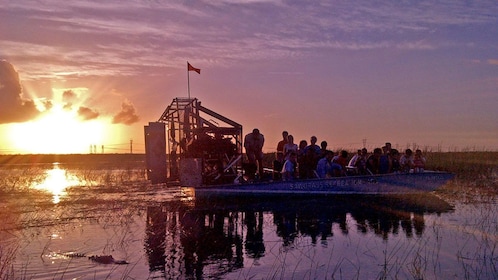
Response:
[145,98,243,185]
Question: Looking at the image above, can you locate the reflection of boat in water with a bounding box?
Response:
[144,194,453,278]
[192,171,455,197]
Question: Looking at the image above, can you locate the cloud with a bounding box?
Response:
[2,0,497,82]
[62,89,77,102]
[0,60,41,124]
[43,100,53,110]
[488,59,498,65]
[112,99,140,125]
[78,106,100,120]
[60,89,78,110]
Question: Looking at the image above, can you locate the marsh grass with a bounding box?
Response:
[425,152,498,204]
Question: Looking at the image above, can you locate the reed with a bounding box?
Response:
[0,244,17,280]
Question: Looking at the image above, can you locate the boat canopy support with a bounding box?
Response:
[153,97,243,185]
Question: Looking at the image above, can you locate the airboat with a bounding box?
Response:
[144,98,454,197]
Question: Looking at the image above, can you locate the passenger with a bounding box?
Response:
[347,149,362,175]
[298,140,308,157]
[276,131,288,158]
[316,150,334,178]
[348,149,362,168]
[297,140,308,179]
[379,145,391,174]
[400,149,414,173]
[390,149,401,173]
[385,142,392,154]
[273,152,284,181]
[244,128,265,179]
[281,152,298,181]
[332,150,349,176]
[283,135,298,161]
[316,150,343,178]
[304,136,322,156]
[366,148,382,174]
[274,130,289,181]
[303,136,322,174]
[413,149,426,173]
[319,141,328,159]
[354,148,369,175]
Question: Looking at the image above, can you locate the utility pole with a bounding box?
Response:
[130,139,133,154]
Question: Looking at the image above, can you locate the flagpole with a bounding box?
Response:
[187,61,191,100]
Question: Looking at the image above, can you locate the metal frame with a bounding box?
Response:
[158,98,243,184]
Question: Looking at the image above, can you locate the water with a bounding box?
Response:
[0,164,496,279]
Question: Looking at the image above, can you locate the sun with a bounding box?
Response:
[7,105,107,154]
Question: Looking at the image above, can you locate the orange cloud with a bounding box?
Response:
[78,106,100,120]
[112,99,140,125]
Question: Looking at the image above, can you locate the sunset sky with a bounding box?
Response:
[1,0,497,154]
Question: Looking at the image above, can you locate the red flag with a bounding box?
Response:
[187,62,200,74]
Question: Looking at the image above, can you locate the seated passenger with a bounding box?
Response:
[413,149,426,173]
[316,150,342,178]
[390,149,401,173]
[366,148,382,174]
[400,149,414,173]
[348,149,362,168]
[281,152,298,181]
[378,146,391,174]
[354,148,369,175]
[332,150,348,176]
[273,152,284,181]
[303,147,320,178]
[316,150,333,178]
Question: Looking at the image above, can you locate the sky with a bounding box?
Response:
[0,0,497,154]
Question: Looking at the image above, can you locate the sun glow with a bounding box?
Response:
[7,103,107,154]
[6,85,109,154]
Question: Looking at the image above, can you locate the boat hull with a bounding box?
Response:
[192,171,454,197]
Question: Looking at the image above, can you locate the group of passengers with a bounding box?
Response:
[271,130,426,181]
[243,128,427,181]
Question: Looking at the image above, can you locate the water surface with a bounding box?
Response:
[0,164,496,279]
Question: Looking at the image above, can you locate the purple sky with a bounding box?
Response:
[1,0,497,154]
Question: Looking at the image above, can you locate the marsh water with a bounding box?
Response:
[0,162,496,279]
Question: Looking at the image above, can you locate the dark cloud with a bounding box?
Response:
[112,99,140,125]
[0,60,41,123]
[78,106,99,120]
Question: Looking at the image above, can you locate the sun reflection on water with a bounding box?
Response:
[32,163,86,203]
